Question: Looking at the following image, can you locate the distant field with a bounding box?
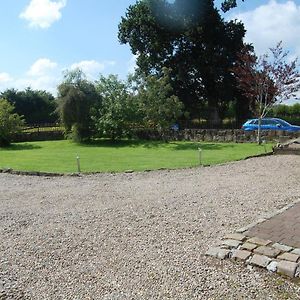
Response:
[0,140,273,173]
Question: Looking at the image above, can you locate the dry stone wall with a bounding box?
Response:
[136,129,300,143]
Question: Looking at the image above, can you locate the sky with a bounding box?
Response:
[0,0,300,96]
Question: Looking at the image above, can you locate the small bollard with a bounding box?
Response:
[76,154,81,173]
[198,147,202,166]
[262,140,267,153]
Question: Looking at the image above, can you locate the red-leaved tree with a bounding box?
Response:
[232,42,300,144]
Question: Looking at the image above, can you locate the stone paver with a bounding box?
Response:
[277,261,299,278]
[232,250,252,261]
[249,254,271,268]
[240,242,258,251]
[207,197,300,279]
[253,246,281,258]
[205,247,230,260]
[277,252,300,263]
[222,239,241,248]
[272,243,293,252]
[291,248,300,255]
[247,237,272,246]
[223,233,246,242]
[246,201,300,248]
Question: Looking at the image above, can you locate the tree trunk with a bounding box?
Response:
[208,106,221,128]
[257,117,262,145]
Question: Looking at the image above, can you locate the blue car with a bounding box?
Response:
[242,118,300,132]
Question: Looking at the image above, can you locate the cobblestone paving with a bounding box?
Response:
[207,198,300,279]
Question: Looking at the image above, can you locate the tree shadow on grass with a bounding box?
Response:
[79,139,163,149]
[78,139,242,151]
[0,143,42,151]
[169,142,237,151]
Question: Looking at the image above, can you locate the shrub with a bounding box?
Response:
[0,98,24,146]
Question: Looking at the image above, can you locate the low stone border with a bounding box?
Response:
[206,198,300,279]
[206,234,300,278]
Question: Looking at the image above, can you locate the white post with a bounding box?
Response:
[76,154,81,173]
[198,148,202,166]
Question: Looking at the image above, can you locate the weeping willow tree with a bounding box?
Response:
[56,69,100,142]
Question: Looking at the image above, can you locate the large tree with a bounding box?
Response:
[119,0,248,126]
[57,69,100,142]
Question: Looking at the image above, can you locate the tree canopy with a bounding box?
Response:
[119,0,248,125]
[0,98,24,147]
[1,88,57,125]
[57,69,100,141]
[221,0,245,12]
[232,42,300,143]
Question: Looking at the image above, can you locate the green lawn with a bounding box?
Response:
[0,140,273,173]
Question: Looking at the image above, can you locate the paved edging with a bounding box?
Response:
[206,234,300,278]
[206,198,300,278]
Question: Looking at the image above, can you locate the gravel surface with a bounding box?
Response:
[1,155,300,299]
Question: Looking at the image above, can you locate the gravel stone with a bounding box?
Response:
[1,155,300,299]
[267,261,278,273]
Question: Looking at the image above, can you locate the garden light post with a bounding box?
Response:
[198,147,202,166]
[76,154,81,173]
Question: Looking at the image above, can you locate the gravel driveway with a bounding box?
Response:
[1,155,300,299]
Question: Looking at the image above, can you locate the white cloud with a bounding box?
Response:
[70,60,116,78]
[27,58,58,76]
[0,73,13,83]
[20,0,67,29]
[230,0,300,56]
[0,58,117,95]
[14,76,59,95]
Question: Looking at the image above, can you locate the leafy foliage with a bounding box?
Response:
[119,0,248,124]
[232,42,300,143]
[57,69,100,142]
[221,0,245,12]
[0,99,24,147]
[1,88,57,125]
[269,103,300,125]
[135,68,184,132]
[93,75,138,141]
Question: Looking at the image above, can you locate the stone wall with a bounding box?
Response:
[12,129,300,143]
[13,131,64,142]
[135,129,300,143]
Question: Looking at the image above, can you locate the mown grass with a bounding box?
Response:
[0,140,273,173]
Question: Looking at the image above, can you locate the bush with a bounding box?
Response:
[0,98,24,146]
